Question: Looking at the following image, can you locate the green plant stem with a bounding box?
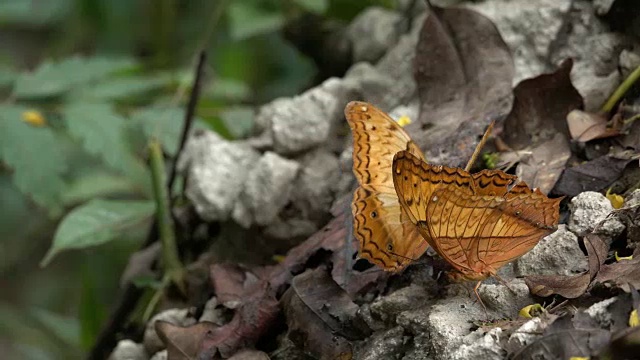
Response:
[142,274,171,323]
[148,138,184,293]
[601,64,640,113]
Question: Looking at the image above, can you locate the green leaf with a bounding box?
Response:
[219,106,255,139]
[294,0,329,14]
[14,56,137,99]
[62,172,138,206]
[132,106,206,156]
[0,0,71,27]
[0,105,68,213]
[227,2,285,40]
[63,103,150,189]
[41,199,155,266]
[30,307,80,348]
[70,75,171,101]
[206,77,251,101]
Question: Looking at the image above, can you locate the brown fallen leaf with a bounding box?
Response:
[525,234,607,298]
[567,109,621,142]
[411,3,514,168]
[515,133,571,194]
[156,278,279,359]
[502,58,583,150]
[552,152,637,197]
[210,263,264,308]
[595,248,640,292]
[156,320,217,360]
[228,349,270,360]
[281,267,367,359]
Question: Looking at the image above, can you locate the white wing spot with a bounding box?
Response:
[432,195,438,203]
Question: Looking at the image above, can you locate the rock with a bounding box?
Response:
[232,151,300,227]
[370,284,433,324]
[149,350,167,360]
[549,1,627,111]
[180,130,260,222]
[620,48,640,79]
[344,62,395,109]
[593,0,616,15]
[515,225,587,276]
[584,296,619,328]
[354,326,406,360]
[358,304,386,332]
[398,295,489,360]
[624,189,640,209]
[568,191,625,239]
[506,317,546,353]
[478,279,534,318]
[290,149,340,223]
[108,340,148,360]
[256,77,358,154]
[143,309,196,355]
[467,0,572,84]
[199,296,225,325]
[450,328,506,360]
[347,7,403,63]
[262,217,318,241]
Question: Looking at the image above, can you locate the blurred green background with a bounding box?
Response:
[0,0,393,358]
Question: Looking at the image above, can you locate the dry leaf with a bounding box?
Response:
[411,4,513,167]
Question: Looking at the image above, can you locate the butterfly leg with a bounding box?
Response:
[473,280,488,319]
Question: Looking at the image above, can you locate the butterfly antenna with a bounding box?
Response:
[465,120,495,172]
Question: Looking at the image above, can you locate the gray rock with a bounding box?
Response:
[370,284,434,324]
[344,62,395,109]
[256,77,358,154]
[180,130,260,221]
[506,317,546,353]
[232,151,300,227]
[398,295,487,360]
[624,189,640,209]
[358,304,387,332]
[515,225,587,277]
[199,296,225,325]
[354,326,406,360]
[478,279,534,318]
[549,1,627,111]
[109,340,148,360]
[347,7,403,63]
[568,191,625,238]
[619,49,640,79]
[450,328,506,360]
[584,296,619,328]
[263,217,318,241]
[290,149,340,222]
[143,308,196,355]
[467,0,572,84]
[593,0,616,15]
[149,350,167,360]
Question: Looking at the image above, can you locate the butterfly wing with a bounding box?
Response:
[393,151,561,279]
[346,101,427,271]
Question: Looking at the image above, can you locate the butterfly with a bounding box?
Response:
[391,150,562,297]
[345,101,429,271]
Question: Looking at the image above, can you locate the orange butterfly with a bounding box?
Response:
[345,101,428,271]
[392,150,562,297]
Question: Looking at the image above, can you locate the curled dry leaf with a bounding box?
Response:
[525,234,607,298]
[502,59,583,150]
[515,133,571,195]
[411,4,513,167]
[281,267,369,360]
[552,152,637,197]
[567,109,621,142]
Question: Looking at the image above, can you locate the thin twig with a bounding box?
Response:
[87,51,208,360]
[465,120,495,172]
